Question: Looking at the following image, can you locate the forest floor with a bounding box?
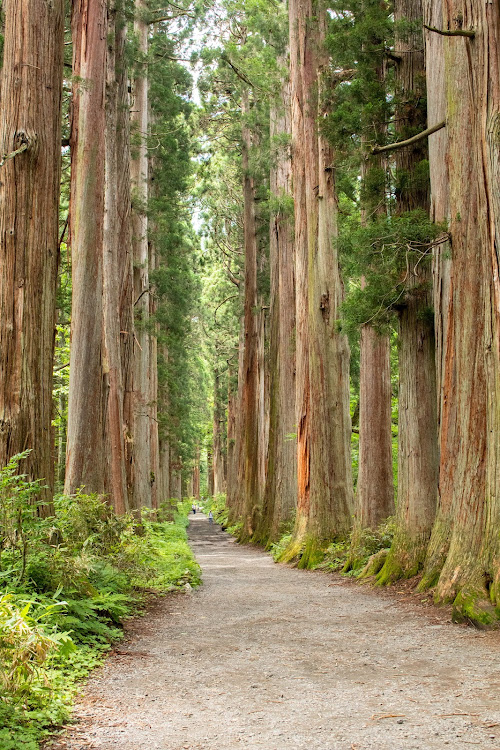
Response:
[47,514,500,750]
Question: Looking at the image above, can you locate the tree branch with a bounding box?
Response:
[371,120,446,154]
[0,142,28,169]
[220,53,254,88]
[214,294,238,324]
[424,24,475,38]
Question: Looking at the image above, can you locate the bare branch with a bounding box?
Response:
[220,53,254,87]
[424,24,475,38]
[0,142,28,169]
[214,294,239,324]
[371,120,446,155]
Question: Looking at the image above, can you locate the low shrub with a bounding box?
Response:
[0,453,200,749]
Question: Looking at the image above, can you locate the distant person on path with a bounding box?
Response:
[208,511,214,524]
[192,504,196,514]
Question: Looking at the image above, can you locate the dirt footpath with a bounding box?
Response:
[51,514,500,750]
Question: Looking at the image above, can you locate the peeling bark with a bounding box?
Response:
[66,0,107,498]
[377,0,438,583]
[0,0,64,512]
[283,1,353,566]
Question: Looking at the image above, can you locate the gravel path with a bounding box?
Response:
[51,514,500,750]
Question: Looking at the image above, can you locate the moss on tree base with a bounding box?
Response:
[451,589,497,628]
[358,548,388,578]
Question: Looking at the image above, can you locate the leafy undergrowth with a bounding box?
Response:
[0,453,200,750]
[319,518,395,575]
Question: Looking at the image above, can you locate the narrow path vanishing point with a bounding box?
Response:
[52,515,500,750]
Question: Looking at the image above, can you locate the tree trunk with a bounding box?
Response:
[130,0,151,509]
[193,444,200,500]
[102,3,128,514]
[419,1,500,625]
[227,319,244,522]
[238,93,261,540]
[376,0,438,583]
[282,0,310,561]
[0,0,64,510]
[349,47,394,569]
[116,17,136,511]
[158,435,170,502]
[66,1,130,514]
[213,370,226,495]
[256,64,297,545]
[355,326,393,530]
[149,224,159,511]
[65,0,107,498]
[283,2,353,566]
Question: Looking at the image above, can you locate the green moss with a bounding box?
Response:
[358,548,389,579]
[297,537,326,569]
[417,567,441,591]
[452,590,496,628]
[277,536,305,565]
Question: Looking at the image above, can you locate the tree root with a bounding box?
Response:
[358,548,388,579]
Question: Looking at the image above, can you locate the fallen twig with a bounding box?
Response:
[371,713,406,721]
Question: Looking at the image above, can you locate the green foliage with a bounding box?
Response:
[0,458,200,749]
[269,533,293,562]
[318,518,396,575]
[338,210,446,338]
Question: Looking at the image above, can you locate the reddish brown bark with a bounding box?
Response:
[285,0,310,557]
[65,0,107,497]
[350,58,394,564]
[283,1,353,565]
[102,5,129,514]
[130,0,152,510]
[419,1,500,623]
[116,19,136,510]
[238,93,261,540]
[0,0,64,511]
[66,1,131,514]
[377,0,438,582]
[212,370,227,496]
[256,65,297,545]
[356,327,394,530]
[227,318,244,522]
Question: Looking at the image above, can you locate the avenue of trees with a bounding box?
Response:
[0,0,207,517]
[198,0,500,628]
[1,0,500,631]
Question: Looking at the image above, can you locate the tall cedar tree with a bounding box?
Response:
[376,0,439,583]
[282,0,353,567]
[66,0,131,514]
[0,0,64,512]
[419,1,500,625]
